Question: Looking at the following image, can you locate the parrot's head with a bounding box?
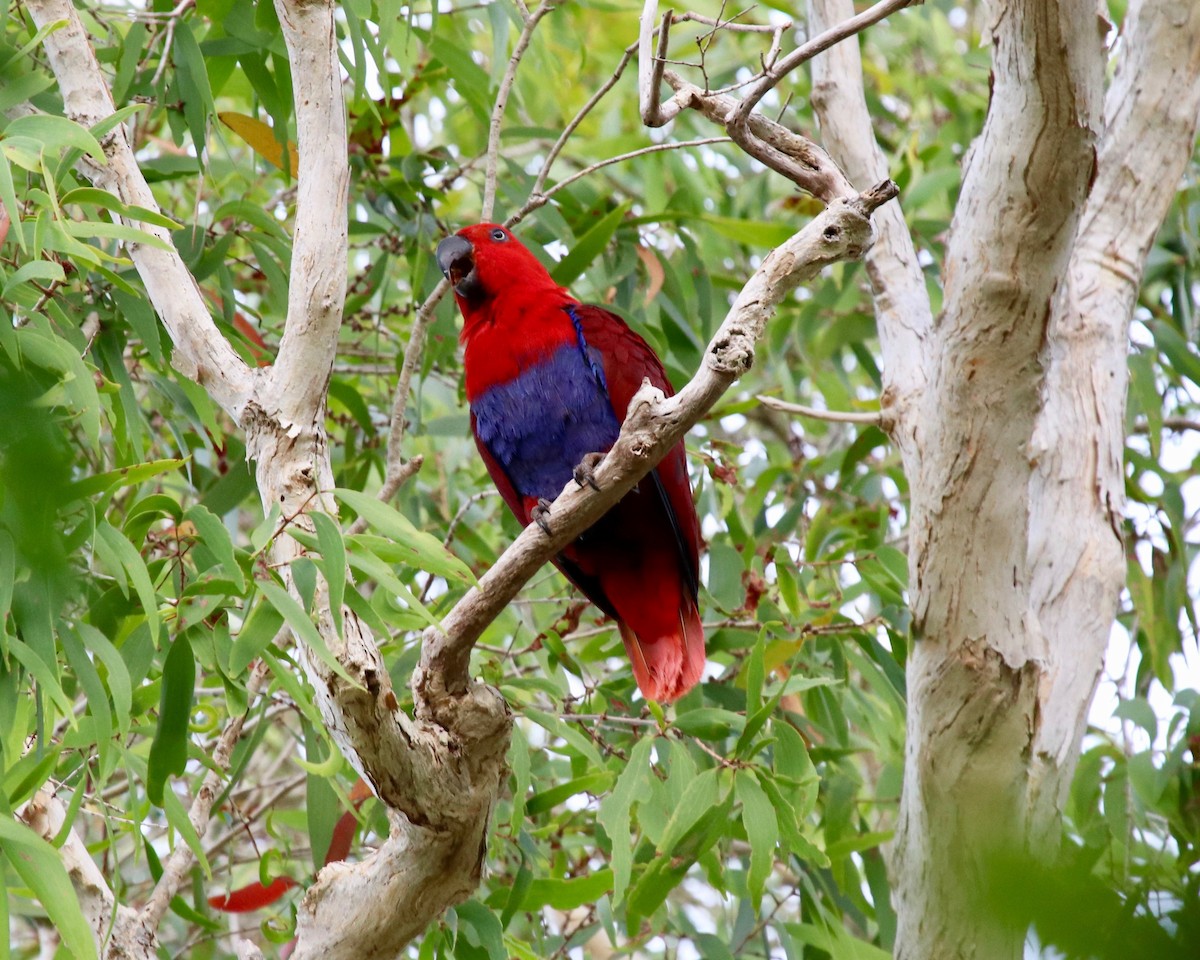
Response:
[435,223,556,312]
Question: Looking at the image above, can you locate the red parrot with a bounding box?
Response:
[435,222,705,703]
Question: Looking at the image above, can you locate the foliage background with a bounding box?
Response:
[0,0,1197,956]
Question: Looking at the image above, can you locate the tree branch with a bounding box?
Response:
[416,182,897,709]
[728,0,919,129]
[757,394,884,426]
[140,662,270,930]
[1026,0,1200,811]
[26,0,254,423]
[807,0,932,454]
[265,0,350,432]
[639,0,913,204]
[908,0,1107,654]
[20,792,151,959]
[480,0,558,221]
[660,68,854,202]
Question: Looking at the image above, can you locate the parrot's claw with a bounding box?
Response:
[573,452,604,492]
[532,498,553,536]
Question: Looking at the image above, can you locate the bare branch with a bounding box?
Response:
[26,0,254,423]
[480,0,558,221]
[20,792,152,958]
[266,0,350,430]
[659,68,854,202]
[729,0,919,129]
[639,5,677,125]
[807,0,932,451]
[675,10,790,32]
[511,136,732,225]
[757,394,884,426]
[140,662,270,930]
[531,39,640,198]
[416,182,896,703]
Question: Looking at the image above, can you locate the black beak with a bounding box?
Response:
[436,235,478,298]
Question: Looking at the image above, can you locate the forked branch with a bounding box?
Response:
[639,0,915,204]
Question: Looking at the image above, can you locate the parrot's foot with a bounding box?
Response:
[532,498,553,535]
[573,452,603,491]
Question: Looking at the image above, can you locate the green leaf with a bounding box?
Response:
[657,766,720,857]
[1,259,64,297]
[551,201,631,287]
[672,708,746,740]
[597,735,654,904]
[455,899,505,960]
[521,869,614,911]
[95,521,160,647]
[523,709,605,768]
[507,724,532,834]
[0,152,24,252]
[185,504,245,591]
[0,819,98,960]
[173,20,214,161]
[74,623,133,735]
[336,488,474,584]
[7,639,73,716]
[68,458,186,500]
[525,771,614,815]
[162,781,211,879]
[59,186,181,229]
[3,114,105,162]
[735,769,778,908]
[310,511,346,640]
[258,580,354,683]
[147,632,195,806]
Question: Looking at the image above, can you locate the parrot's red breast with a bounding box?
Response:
[435,222,705,703]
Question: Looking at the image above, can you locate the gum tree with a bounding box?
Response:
[3,1,1198,959]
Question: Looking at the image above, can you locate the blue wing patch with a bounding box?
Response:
[471,341,621,501]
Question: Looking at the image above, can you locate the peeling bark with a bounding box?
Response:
[884,1,1200,958]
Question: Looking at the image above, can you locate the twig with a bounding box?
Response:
[662,68,854,202]
[367,279,452,515]
[141,661,271,929]
[729,0,918,128]
[757,394,883,426]
[149,0,196,88]
[530,39,640,199]
[676,10,787,32]
[640,0,912,203]
[511,137,732,225]
[480,0,558,221]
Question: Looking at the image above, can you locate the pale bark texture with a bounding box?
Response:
[804,0,1200,958]
[20,0,1200,955]
[22,0,894,956]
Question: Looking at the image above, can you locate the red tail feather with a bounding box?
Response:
[603,554,705,702]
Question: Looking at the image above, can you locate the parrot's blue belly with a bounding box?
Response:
[472,342,620,501]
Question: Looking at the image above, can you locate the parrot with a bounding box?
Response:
[435,222,705,703]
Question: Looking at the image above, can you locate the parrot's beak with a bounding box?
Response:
[436,235,479,299]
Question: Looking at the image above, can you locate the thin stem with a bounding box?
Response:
[509,137,732,225]
[757,394,884,425]
[730,0,916,128]
[141,660,271,929]
[480,0,558,221]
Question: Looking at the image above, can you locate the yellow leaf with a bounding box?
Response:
[218,112,298,175]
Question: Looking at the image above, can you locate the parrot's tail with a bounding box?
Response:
[619,597,705,703]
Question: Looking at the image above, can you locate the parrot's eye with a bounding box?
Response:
[490,228,508,242]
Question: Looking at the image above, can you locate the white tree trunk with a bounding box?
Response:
[860,1,1200,957]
